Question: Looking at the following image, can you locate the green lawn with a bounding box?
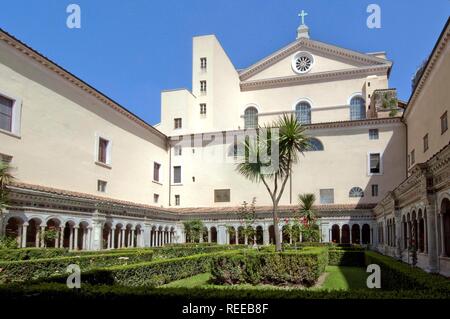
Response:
[161,266,368,290]
[319,266,368,290]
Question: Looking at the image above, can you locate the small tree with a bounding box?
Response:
[41,229,59,248]
[298,193,321,242]
[236,114,309,251]
[238,198,257,245]
[183,220,204,243]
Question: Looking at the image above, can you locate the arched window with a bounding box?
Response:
[244,107,258,129]
[295,101,311,124]
[305,138,324,151]
[350,96,366,120]
[349,187,364,197]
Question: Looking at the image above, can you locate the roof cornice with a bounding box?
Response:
[405,18,450,118]
[240,65,391,91]
[238,37,391,81]
[0,28,167,141]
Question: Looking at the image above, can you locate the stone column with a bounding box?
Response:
[107,230,111,249]
[54,229,60,248]
[74,227,79,250]
[440,213,446,257]
[111,228,115,249]
[349,225,353,244]
[359,225,363,245]
[121,229,126,248]
[426,203,438,272]
[217,225,227,245]
[69,227,73,250]
[131,229,135,247]
[35,226,40,248]
[21,224,28,248]
[59,226,65,248]
[40,226,46,248]
[263,225,269,245]
[244,234,248,245]
[88,227,92,250]
[208,228,212,243]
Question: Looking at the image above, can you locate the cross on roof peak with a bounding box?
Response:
[298,10,308,25]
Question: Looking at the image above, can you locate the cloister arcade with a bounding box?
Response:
[329,223,371,244]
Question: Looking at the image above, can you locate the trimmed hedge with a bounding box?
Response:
[328,249,365,266]
[365,251,450,292]
[152,244,246,259]
[0,247,152,261]
[0,250,154,283]
[210,247,328,287]
[1,282,447,300]
[52,250,244,287]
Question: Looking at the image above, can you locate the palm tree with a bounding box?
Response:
[236,114,309,251]
[0,161,13,210]
[298,193,316,225]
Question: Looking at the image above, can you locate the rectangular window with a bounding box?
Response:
[320,189,334,204]
[153,193,159,204]
[214,189,230,202]
[174,145,182,156]
[200,57,207,70]
[441,111,448,134]
[173,166,181,184]
[200,103,206,115]
[97,180,107,193]
[369,153,381,174]
[369,129,379,140]
[98,137,109,164]
[411,149,415,165]
[153,162,161,182]
[423,134,429,152]
[174,118,182,129]
[0,95,13,132]
[372,184,379,197]
[200,81,207,93]
[175,195,180,206]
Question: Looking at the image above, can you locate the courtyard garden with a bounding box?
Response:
[0,242,449,301]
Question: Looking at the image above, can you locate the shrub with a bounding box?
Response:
[152,244,246,259]
[69,250,242,287]
[210,247,328,287]
[365,251,450,292]
[328,249,365,266]
[0,247,152,261]
[0,250,154,283]
[0,236,18,249]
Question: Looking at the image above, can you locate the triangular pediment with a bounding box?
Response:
[239,38,391,82]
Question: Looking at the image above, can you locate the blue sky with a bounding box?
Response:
[0,0,449,125]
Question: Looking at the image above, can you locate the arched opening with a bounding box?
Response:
[103,223,112,249]
[349,96,366,120]
[305,138,324,152]
[114,224,123,249]
[228,226,236,244]
[349,187,364,198]
[237,226,245,244]
[282,225,290,244]
[441,198,450,257]
[78,221,90,250]
[418,210,425,252]
[244,107,258,129]
[255,226,263,245]
[351,224,360,244]
[268,225,275,244]
[341,224,350,244]
[362,224,370,244]
[45,218,61,248]
[402,216,407,249]
[5,217,23,247]
[202,227,208,243]
[331,224,340,243]
[26,218,41,248]
[295,101,311,124]
[210,227,217,243]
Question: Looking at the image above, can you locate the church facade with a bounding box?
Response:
[0,18,449,276]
